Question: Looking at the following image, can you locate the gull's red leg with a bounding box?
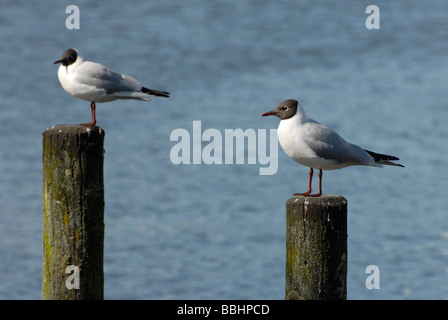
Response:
[80,101,97,126]
[294,168,313,196]
[309,169,322,197]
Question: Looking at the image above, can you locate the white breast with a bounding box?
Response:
[277,116,321,167]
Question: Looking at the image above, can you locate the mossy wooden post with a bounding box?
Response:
[42,125,105,300]
[285,195,347,300]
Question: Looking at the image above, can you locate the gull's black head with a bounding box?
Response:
[53,48,78,66]
[262,99,298,120]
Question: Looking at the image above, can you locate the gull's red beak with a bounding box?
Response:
[262,111,277,117]
[53,59,63,64]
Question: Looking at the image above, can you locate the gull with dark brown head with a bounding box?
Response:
[54,48,169,126]
[262,99,404,196]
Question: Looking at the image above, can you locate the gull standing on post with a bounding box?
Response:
[54,48,170,126]
[262,99,404,197]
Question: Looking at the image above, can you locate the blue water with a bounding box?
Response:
[1,0,448,299]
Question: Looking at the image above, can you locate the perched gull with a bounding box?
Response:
[262,99,404,196]
[54,48,169,126]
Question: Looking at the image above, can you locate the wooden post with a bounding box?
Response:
[285,195,347,300]
[42,125,105,300]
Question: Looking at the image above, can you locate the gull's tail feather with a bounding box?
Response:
[365,149,404,167]
[141,87,170,98]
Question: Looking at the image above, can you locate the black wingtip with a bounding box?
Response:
[364,150,398,161]
[365,149,404,167]
[141,87,170,98]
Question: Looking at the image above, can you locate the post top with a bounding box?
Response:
[287,194,347,206]
[43,124,105,137]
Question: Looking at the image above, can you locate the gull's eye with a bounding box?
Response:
[281,106,288,111]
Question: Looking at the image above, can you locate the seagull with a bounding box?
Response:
[54,48,169,126]
[262,99,404,196]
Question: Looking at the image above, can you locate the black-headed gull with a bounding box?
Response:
[54,48,169,126]
[262,99,404,196]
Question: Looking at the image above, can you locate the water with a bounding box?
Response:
[1,0,448,299]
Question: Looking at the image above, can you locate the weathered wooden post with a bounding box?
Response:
[42,125,105,300]
[285,195,347,300]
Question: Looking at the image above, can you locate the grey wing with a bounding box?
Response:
[76,61,141,94]
[303,121,374,166]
